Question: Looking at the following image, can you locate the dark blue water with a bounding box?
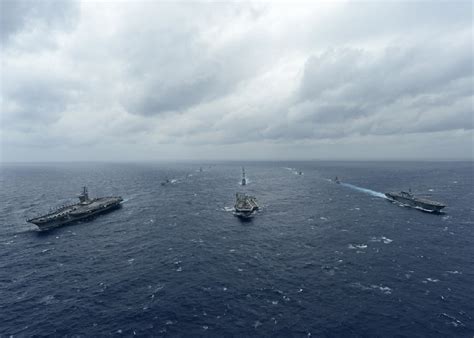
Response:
[1,161,473,336]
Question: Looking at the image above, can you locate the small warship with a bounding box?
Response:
[27,187,123,230]
[241,167,247,186]
[385,190,445,213]
[334,176,341,184]
[234,193,259,218]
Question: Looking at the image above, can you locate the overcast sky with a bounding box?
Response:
[1,0,472,162]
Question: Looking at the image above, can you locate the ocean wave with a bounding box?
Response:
[348,244,367,249]
[370,236,393,244]
[351,282,392,295]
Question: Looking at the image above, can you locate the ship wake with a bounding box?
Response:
[340,183,387,199]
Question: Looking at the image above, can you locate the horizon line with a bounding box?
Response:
[1,158,473,164]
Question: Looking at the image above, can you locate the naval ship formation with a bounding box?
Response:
[25,165,449,231]
[27,187,123,230]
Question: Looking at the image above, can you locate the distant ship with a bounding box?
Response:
[385,190,445,213]
[334,176,341,184]
[161,178,171,186]
[241,167,247,186]
[234,193,259,218]
[27,187,123,230]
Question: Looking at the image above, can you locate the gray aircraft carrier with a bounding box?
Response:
[234,193,259,218]
[385,190,445,213]
[27,187,123,230]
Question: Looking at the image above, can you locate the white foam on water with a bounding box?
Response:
[341,183,387,199]
[224,207,234,212]
[370,285,392,294]
[40,295,57,304]
[414,205,437,213]
[446,270,461,274]
[441,313,464,327]
[351,282,392,295]
[425,278,439,283]
[370,236,393,244]
[348,244,367,249]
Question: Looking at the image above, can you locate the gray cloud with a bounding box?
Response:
[2,78,79,128]
[0,0,79,44]
[124,63,226,116]
[1,1,472,161]
[287,40,473,139]
[117,3,272,116]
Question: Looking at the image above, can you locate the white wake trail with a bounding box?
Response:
[340,183,387,199]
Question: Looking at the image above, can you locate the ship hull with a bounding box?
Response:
[30,202,122,231]
[385,193,445,213]
[234,209,257,219]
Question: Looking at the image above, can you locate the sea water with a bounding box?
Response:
[0,161,473,336]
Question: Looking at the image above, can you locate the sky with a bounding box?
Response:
[0,0,472,162]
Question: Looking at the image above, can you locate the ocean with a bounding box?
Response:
[0,161,473,336]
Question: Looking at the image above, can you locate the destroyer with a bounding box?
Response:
[234,193,259,218]
[241,167,247,186]
[27,187,123,230]
[385,190,445,213]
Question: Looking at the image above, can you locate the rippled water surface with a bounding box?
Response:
[0,161,473,336]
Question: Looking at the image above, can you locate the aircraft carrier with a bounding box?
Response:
[385,190,445,213]
[27,187,123,230]
[234,193,259,218]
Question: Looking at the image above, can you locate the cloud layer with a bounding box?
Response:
[1,1,472,161]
